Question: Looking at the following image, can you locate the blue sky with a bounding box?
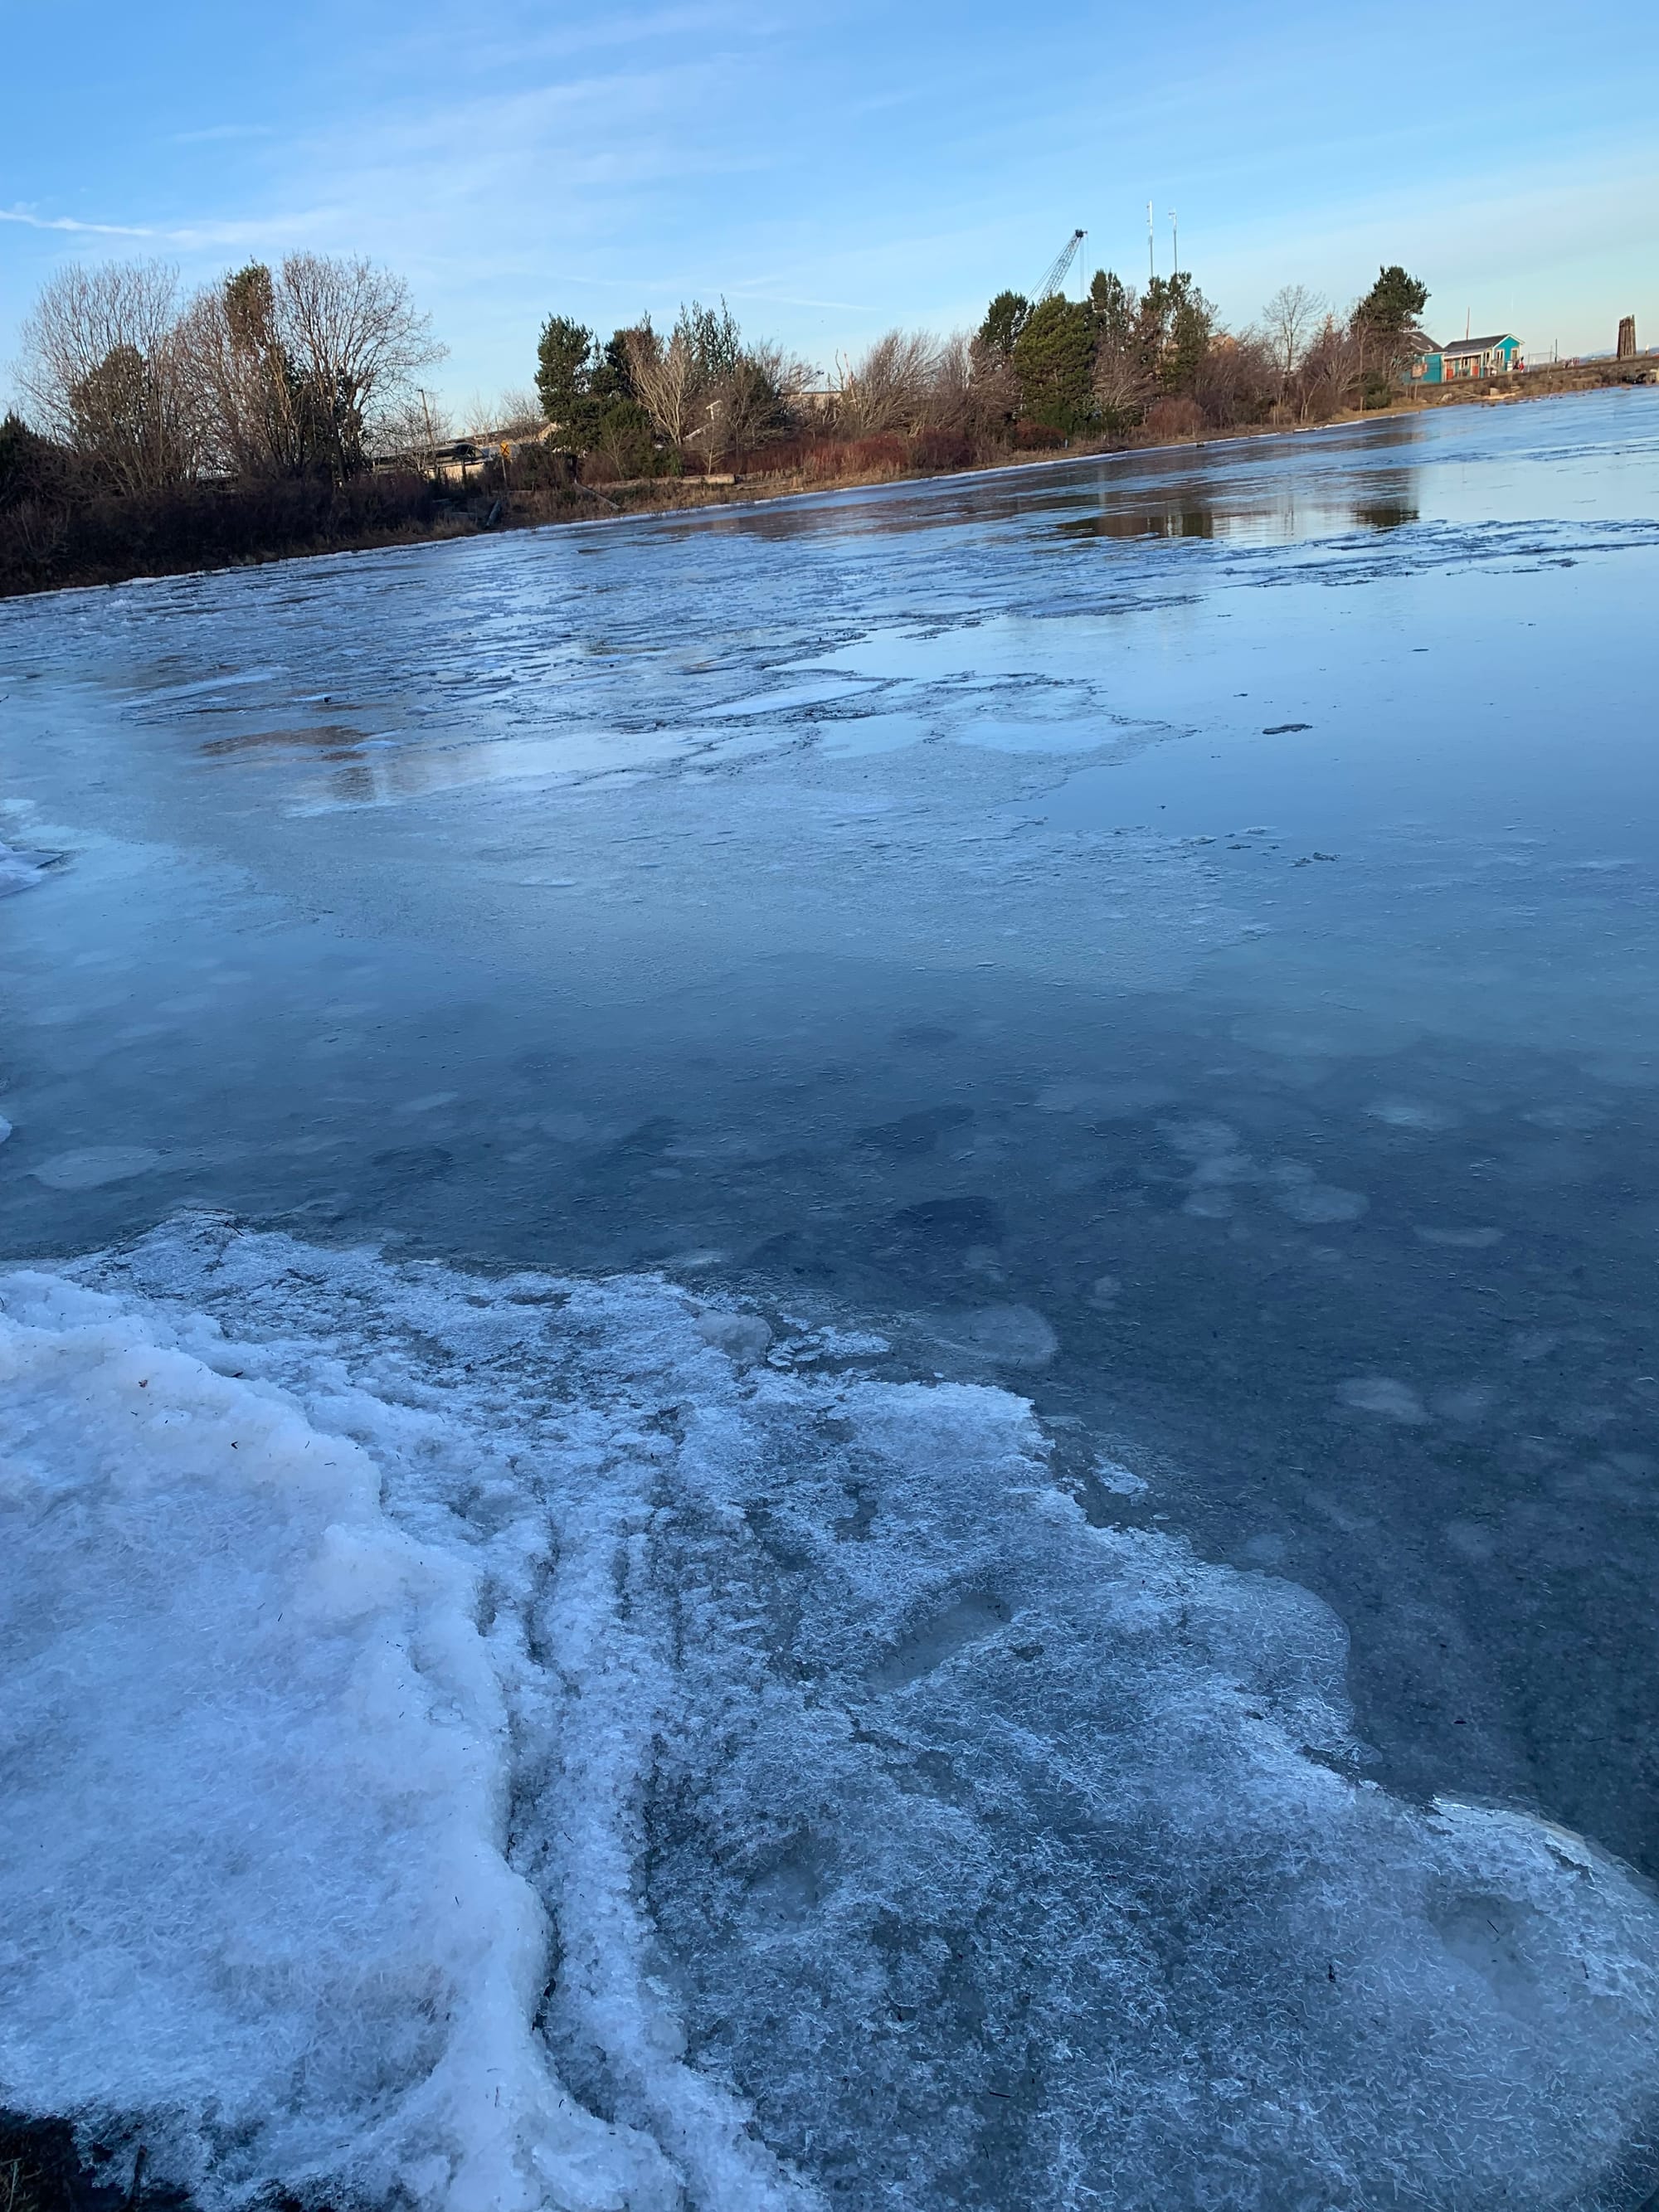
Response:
[3,0,1655,411]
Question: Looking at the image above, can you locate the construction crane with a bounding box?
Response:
[1033,229,1087,303]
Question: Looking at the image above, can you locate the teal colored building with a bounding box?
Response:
[1411,333,1525,385]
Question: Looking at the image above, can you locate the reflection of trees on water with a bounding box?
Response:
[197,722,367,759]
[1059,507,1217,540]
[1058,463,1420,543]
[1351,479,1420,531]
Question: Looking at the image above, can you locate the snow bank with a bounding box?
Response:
[2,1220,1658,2211]
[0,1269,671,2212]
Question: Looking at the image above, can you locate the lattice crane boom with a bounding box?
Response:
[1033,229,1087,303]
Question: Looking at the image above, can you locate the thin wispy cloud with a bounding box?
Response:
[1,207,153,238]
[727,294,873,313]
[1,202,338,252]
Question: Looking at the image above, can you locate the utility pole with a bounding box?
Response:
[1170,211,1179,276]
[1147,201,1155,285]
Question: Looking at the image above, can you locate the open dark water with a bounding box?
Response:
[4,390,1659,2211]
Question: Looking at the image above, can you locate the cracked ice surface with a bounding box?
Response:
[3,1219,1659,2210]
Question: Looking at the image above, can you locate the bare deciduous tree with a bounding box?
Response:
[179,254,445,479]
[275,254,443,478]
[1262,284,1326,411]
[375,387,455,467]
[491,387,543,438]
[835,329,941,437]
[624,318,700,450]
[449,387,541,441]
[16,260,199,495]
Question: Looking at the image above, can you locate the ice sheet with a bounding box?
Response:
[4,1220,1659,2210]
[0,839,50,897]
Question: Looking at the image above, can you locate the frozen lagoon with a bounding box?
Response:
[3,391,1659,2208]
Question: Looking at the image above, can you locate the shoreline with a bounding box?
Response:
[3,363,1653,603]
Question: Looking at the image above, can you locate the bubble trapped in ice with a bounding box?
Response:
[1,1220,1657,2212]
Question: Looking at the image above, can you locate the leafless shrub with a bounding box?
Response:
[1191,332,1275,428]
[1141,395,1205,441]
[909,425,972,469]
[1293,315,1360,421]
[0,496,72,576]
[924,333,973,433]
[715,340,815,462]
[1092,348,1150,430]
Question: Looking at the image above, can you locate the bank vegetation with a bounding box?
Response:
[0,253,1439,595]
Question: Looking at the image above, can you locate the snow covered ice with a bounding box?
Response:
[4,1220,1659,2210]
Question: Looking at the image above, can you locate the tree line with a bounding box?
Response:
[970,263,1430,442]
[525,263,1431,480]
[0,247,1432,591]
